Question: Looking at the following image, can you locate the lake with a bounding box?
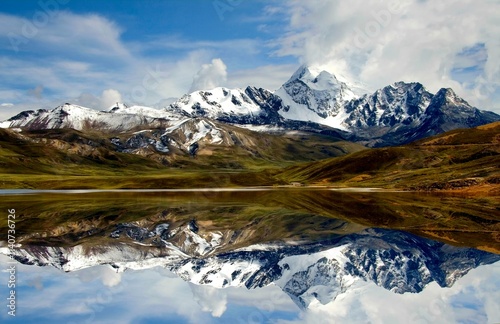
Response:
[0,189,499,323]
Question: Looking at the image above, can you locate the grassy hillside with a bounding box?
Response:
[0,126,364,189]
[276,122,500,193]
[1,122,498,191]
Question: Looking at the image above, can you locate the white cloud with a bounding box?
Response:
[0,12,131,61]
[122,49,216,105]
[69,265,123,287]
[100,89,123,110]
[189,283,228,317]
[189,58,228,92]
[271,0,500,112]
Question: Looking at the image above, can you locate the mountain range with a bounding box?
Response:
[2,65,499,148]
[1,65,499,192]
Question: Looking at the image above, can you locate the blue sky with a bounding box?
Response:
[0,0,499,120]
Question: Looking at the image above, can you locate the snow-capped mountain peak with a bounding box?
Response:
[343,81,433,129]
[284,64,353,95]
[168,86,284,125]
[108,102,128,112]
[274,65,357,129]
[109,102,178,119]
[287,65,325,83]
[57,102,92,113]
[286,64,368,95]
[429,88,470,108]
[1,102,172,131]
[171,87,263,118]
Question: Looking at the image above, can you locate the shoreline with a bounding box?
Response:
[1,185,497,196]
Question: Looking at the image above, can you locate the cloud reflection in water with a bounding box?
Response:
[1,255,498,324]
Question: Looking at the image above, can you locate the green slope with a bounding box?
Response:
[0,126,365,189]
[275,122,500,192]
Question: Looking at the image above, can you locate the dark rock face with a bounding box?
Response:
[343,85,499,147]
[415,88,500,135]
[110,223,155,242]
[344,82,432,129]
[188,142,199,157]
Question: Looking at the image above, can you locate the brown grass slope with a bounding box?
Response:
[0,126,365,189]
[276,122,500,192]
[0,128,163,174]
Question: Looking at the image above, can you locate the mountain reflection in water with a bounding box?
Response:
[0,189,499,323]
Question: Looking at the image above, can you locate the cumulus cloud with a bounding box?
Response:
[71,90,123,110]
[189,283,228,317]
[100,89,123,109]
[99,268,122,287]
[71,265,123,287]
[189,58,228,92]
[271,0,500,111]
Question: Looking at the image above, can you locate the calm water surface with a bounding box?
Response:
[0,189,498,323]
